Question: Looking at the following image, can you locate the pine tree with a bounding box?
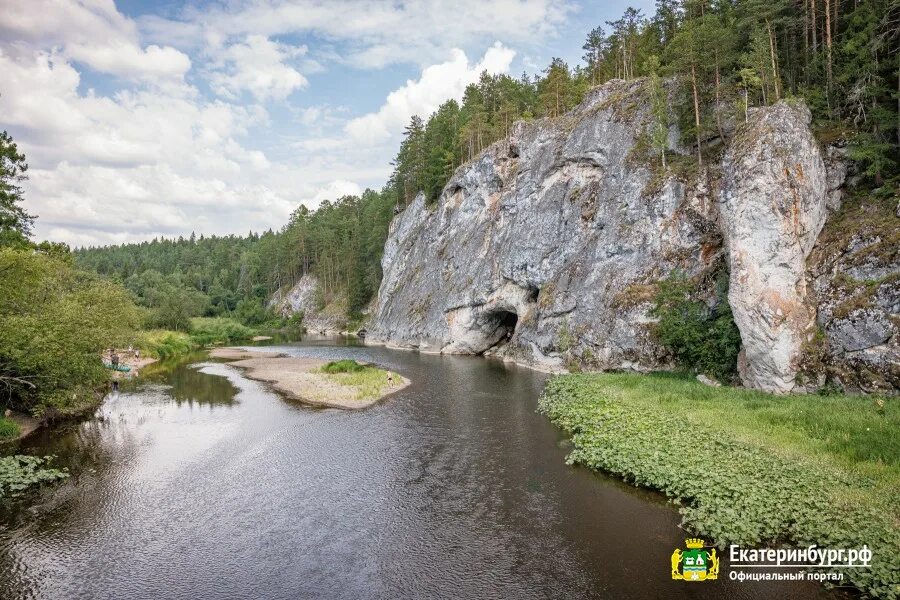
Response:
[0,131,34,248]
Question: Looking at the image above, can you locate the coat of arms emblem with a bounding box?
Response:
[671,538,720,581]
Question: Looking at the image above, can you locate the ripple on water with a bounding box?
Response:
[0,342,850,600]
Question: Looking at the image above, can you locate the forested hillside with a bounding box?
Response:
[76,190,398,327]
[76,0,898,330]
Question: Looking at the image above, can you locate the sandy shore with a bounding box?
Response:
[209,347,409,409]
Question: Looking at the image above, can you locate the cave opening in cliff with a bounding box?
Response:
[482,309,518,353]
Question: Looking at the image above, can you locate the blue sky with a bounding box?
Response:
[0,0,654,246]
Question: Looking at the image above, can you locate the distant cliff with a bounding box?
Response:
[362,79,897,394]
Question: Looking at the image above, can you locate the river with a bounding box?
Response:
[0,338,849,599]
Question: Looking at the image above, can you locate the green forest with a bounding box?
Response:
[2,0,899,418]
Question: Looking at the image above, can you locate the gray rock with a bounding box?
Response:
[720,102,827,393]
[368,79,717,371]
[823,145,848,212]
[365,80,896,394]
[827,309,894,353]
[697,374,722,387]
[270,274,346,334]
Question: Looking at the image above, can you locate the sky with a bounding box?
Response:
[0,0,653,247]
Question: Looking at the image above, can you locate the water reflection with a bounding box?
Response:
[0,342,852,600]
[126,355,239,406]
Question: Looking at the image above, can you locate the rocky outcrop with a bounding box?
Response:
[269,274,347,334]
[808,197,900,393]
[720,102,828,393]
[367,79,897,394]
[369,79,720,373]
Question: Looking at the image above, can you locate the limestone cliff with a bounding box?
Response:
[363,79,897,394]
[269,274,347,334]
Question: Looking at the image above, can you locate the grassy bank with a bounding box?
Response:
[538,372,899,598]
[136,317,259,361]
[0,417,19,440]
[319,360,393,401]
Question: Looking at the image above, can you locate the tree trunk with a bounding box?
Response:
[766,18,782,101]
[825,0,833,105]
[715,53,723,139]
[833,0,838,37]
[811,0,817,53]
[691,63,703,166]
[804,0,809,60]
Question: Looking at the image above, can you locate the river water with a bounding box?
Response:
[0,339,848,599]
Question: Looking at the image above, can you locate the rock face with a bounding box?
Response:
[365,79,896,394]
[720,103,828,393]
[269,274,347,334]
[370,79,719,373]
[808,197,900,393]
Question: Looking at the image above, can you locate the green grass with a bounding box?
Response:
[538,372,899,599]
[319,360,392,400]
[320,359,366,374]
[189,317,256,346]
[0,417,20,440]
[137,329,196,360]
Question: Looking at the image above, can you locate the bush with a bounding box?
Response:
[234,297,275,326]
[0,248,142,416]
[320,359,366,374]
[137,330,195,360]
[189,317,255,346]
[650,272,741,381]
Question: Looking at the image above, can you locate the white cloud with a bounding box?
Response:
[0,0,576,246]
[0,48,342,246]
[1,0,190,82]
[311,180,363,203]
[67,42,191,82]
[345,43,515,145]
[208,35,308,101]
[141,0,571,68]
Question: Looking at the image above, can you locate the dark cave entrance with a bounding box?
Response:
[482,309,519,353]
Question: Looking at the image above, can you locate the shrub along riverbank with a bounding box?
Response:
[137,317,265,361]
[538,372,899,598]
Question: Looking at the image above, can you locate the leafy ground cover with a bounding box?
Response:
[0,455,68,498]
[538,372,899,598]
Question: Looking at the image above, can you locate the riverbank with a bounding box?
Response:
[0,411,40,442]
[538,372,899,599]
[210,348,409,409]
